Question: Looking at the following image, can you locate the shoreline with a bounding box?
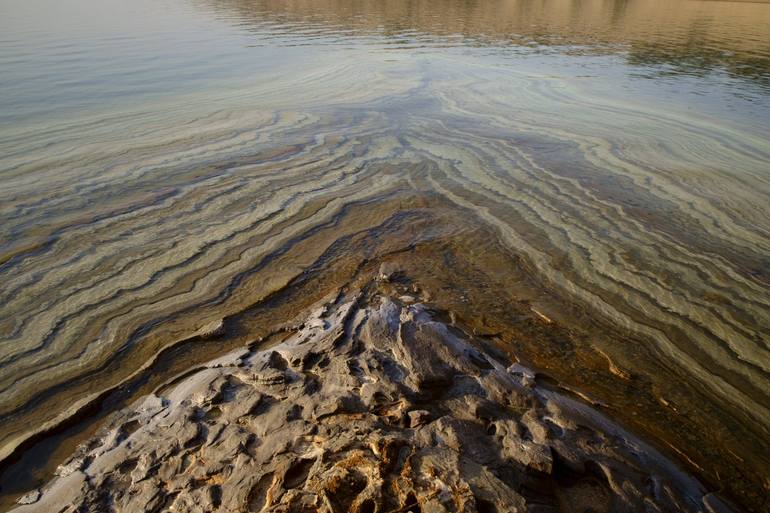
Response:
[1,204,766,512]
[8,280,739,513]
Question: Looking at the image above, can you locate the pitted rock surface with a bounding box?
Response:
[12,292,735,513]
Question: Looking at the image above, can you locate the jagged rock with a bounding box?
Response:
[54,455,85,478]
[15,490,40,505]
[408,409,431,427]
[11,291,736,513]
[507,363,536,388]
[377,262,400,282]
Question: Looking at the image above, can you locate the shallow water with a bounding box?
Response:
[1,0,769,510]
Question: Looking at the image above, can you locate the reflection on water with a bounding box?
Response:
[203,0,770,86]
[0,0,769,511]
[2,0,770,126]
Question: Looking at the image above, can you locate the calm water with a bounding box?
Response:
[1,0,769,510]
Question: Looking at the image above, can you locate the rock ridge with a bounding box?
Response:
[11,287,737,513]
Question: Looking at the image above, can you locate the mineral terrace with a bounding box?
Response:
[11,276,736,513]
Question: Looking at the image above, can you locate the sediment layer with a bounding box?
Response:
[1,35,769,512]
[9,283,738,513]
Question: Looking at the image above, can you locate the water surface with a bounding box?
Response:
[1,0,769,510]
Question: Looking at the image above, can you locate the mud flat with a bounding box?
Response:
[9,277,739,513]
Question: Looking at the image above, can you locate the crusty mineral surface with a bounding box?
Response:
[12,289,735,513]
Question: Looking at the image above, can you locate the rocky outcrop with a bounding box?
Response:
[12,288,735,513]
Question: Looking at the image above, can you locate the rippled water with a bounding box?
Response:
[1,0,769,510]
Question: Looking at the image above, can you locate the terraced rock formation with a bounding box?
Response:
[10,282,738,513]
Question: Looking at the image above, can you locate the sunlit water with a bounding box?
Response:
[1,0,769,510]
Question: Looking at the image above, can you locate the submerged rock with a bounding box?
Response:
[194,318,226,339]
[11,291,736,513]
[15,490,39,506]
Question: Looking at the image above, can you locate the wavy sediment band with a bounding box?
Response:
[0,52,768,510]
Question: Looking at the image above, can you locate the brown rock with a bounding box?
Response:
[10,289,735,513]
[408,409,431,427]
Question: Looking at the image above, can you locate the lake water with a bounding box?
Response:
[1,0,769,510]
